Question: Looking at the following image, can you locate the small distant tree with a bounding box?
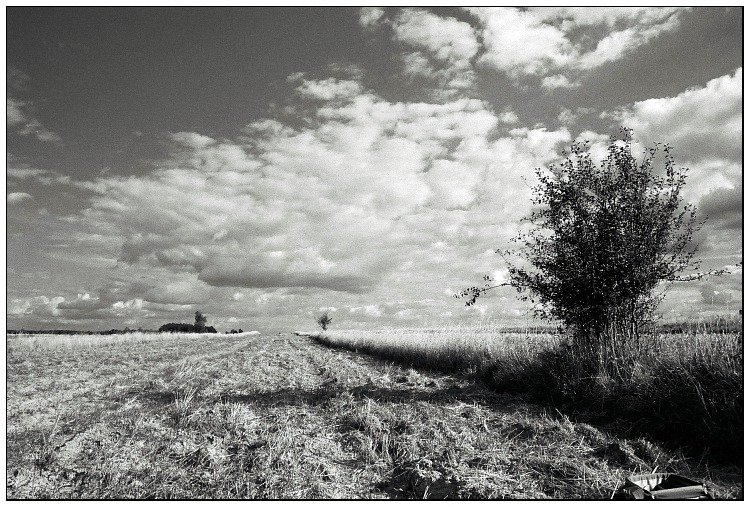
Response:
[317,311,333,331]
[194,311,207,331]
[458,129,730,375]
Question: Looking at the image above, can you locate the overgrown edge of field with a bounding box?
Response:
[310,331,743,467]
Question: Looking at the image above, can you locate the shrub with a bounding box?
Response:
[458,129,734,378]
[317,312,333,331]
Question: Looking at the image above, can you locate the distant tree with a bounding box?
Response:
[159,322,196,333]
[458,129,732,374]
[194,311,207,331]
[157,312,222,334]
[317,311,333,331]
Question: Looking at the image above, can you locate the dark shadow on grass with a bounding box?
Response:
[310,336,743,467]
[217,383,520,411]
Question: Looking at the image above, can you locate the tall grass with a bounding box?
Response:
[321,325,559,373]
[315,325,742,465]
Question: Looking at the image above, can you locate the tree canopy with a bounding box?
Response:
[459,129,719,366]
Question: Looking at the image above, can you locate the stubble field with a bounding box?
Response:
[6,330,742,499]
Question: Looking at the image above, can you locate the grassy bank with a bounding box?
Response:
[315,326,743,465]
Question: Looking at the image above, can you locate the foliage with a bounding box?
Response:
[460,129,714,372]
[159,322,196,333]
[317,311,333,331]
[159,320,216,334]
[158,311,217,333]
[194,311,208,330]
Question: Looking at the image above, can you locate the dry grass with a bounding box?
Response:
[321,325,559,373]
[7,331,253,350]
[315,325,743,466]
[7,331,742,499]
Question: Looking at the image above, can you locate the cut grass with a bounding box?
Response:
[7,331,249,350]
[7,331,742,499]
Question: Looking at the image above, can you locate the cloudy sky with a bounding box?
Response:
[7,7,743,332]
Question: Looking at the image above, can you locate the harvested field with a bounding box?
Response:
[6,331,742,499]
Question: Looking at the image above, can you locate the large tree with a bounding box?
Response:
[460,129,715,371]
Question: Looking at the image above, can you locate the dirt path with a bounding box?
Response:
[6,333,742,499]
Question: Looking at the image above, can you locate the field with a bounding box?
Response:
[7,330,742,499]
[318,326,743,465]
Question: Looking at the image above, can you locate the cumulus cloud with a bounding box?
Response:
[57,292,109,311]
[7,192,33,204]
[557,107,595,127]
[698,185,742,231]
[21,274,208,328]
[57,77,570,303]
[541,74,579,90]
[293,77,364,102]
[7,98,27,128]
[7,96,62,144]
[7,163,72,186]
[602,68,742,230]
[198,250,374,293]
[497,110,519,124]
[466,7,685,83]
[468,7,575,77]
[367,8,480,99]
[359,7,385,29]
[349,304,383,318]
[391,9,479,65]
[608,68,742,166]
[8,296,65,317]
[533,7,682,27]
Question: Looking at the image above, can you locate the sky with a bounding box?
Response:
[6,7,743,332]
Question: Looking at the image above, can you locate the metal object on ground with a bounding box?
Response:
[612,473,711,499]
